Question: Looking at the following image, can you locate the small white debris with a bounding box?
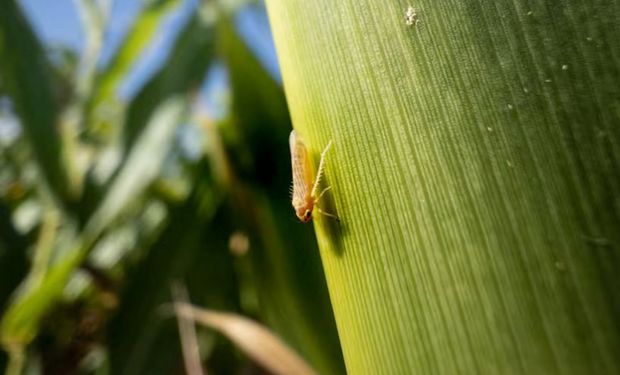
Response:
[561,64,569,70]
[405,6,419,26]
[487,127,493,132]
[545,78,552,83]
[526,10,533,16]
[523,87,529,93]
[507,104,514,110]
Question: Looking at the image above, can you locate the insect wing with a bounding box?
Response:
[289,130,313,201]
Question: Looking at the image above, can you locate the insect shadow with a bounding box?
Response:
[316,175,345,257]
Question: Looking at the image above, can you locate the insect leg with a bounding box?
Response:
[316,207,340,222]
[315,186,332,203]
[311,140,333,198]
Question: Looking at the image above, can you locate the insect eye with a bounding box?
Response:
[304,210,311,220]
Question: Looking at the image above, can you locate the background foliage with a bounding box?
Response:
[0,0,343,374]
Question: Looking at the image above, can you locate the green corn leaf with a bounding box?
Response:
[0,0,69,202]
[265,1,620,374]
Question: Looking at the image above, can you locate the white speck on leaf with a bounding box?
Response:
[561,64,569,70]
[405,6,419,26]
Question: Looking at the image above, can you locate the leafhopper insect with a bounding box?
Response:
[289,130,339,222]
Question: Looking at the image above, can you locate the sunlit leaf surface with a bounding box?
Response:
[265,0,620,373]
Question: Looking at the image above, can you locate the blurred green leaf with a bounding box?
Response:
[0,97,185,350]
[0,240,87,348]
[107,168,237,375]
[74,0,108,100]
[89,0,181,132]
[236,192,345,375]
[217,12,290,189]
[123,7,216,153]
[0,0,69,202]
[80,5,215,225]
[1,2,217,362]
[86,97,185,236]
[219,18,289,128]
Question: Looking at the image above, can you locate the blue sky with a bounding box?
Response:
[19,0,280,103]
[21,0,87,52]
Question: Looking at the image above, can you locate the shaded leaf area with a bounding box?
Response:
[218,19,291,190]
[0,1,68,202]
[0,204,28,314]
[218,11,345,375]
[265,0,620,374]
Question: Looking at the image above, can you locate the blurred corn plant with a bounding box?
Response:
[0,0,343,374]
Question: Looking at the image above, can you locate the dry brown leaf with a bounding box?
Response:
[174,303,319,375]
